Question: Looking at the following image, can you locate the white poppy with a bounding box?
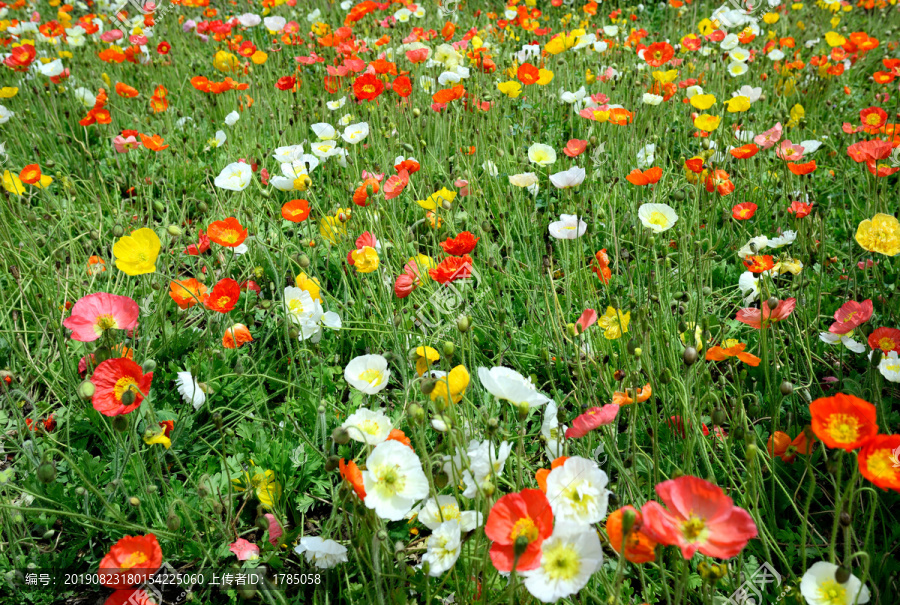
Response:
[341,122,369,144]
[214,162,252,191]
[549,214,588,239]
[478,366,550,408]
[549,166,586,189]
[521,522,604,603]
[344,354,390,395]
[509,173,539,188]
[420,519,461,577]
[800,561,870,605]
[528,143,557,166]
[342,407,393,445]
[545,456,610,525]
[638,203,679,232]
[362,440,429,521]
[176,371,205,411]
[224,111,240,126]
[294,537,348,569]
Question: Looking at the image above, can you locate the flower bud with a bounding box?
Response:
[112,415,129,432]
[767,297,779,310]
[332,426,350,445]
[129,497,141,507]
[870,349,883,366]
[409,403,425,424]
[421,378,437,395]
[325,455,340,472]
[37,460,56,484]
[167,511,182,531]
[517,402,530,421]
[442,341,455,357]
[683,347,698,366]
[780,381,793,396]
[112,224,125,237]
[456,315,470,333]
[745,444,758,462]
[839,511,851,527]
[212,412,223,431]
[141,359,157,373]
[120,389,136,406]
[835,566,851,584]
[481,479,495,498]
[166,225,183,237]
[377,529,389,542]
[514,535,530,558]
[78,380,95,400]
[299,254,311,268]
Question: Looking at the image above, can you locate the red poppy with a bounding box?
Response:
[204,278,240,313]
[275,76,297,91]
[684,157,704,173]
[339,458,366,500]
[156,41,170,55]
[91,358,153,417]
[484,489,554,572]
[19,164,42,185]
[829,299,873,335]
[809,393,878,450]
[732,202,757,220]
[860,106,887,131]
[729,143,759,159]
[868,327,900,354]
[392,75,412,98]
[787,160,816,175]
[207,217,248,247]
[705,169,735,195]
[105,588,158,605]
[866,160,900,177]
[26,415,56,433]
[98,534,163,588]
[439,232,480,256]
[428,255,473,284]
[353,177,381,206]
[858,434,900,492]
[626,166,662,186]
[433,84,466,104]
[847,139,892,163]
[742,255,774,273]
[565,404,620,438]
[788,201,813,218]
[281,199,311,222]
[516,62,541,85]
[643,42,674,67]
[353,72,384,101]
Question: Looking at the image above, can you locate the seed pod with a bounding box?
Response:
[324,455,340,472]
[835,566,851,584]
[332,427,350,445]
[683,347,698,366]
[780,381,794,396]
[112,415,129,432]
[37,461,57,484]
[78,380,95,401]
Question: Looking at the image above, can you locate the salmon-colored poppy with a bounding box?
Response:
[207,217,248,247]
[98,534,162,588]
[281,199,311,222]
[204,278,240,313]
[90,358,153,417]
[736,298,796,329]
[829,299,873,335]
[788,201,813,218]
[566,404,620,438]
[606,505,659,563]
[62,292,140,342]
[383,169,409,200]
[484,489,554,572]
[169,278,207,310]
[809,393,878,451]
[222,323,253,349]
[563,139,588,157]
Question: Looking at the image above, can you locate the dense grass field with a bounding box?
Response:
[1,0,899,603]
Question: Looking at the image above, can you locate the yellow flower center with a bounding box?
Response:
[358,419,381,435]
[119,551,149,569]
[95,314,117,332]
[509,517,539,543]
[219,230,239,244]
[865,449,895,480]
[288,298,305,314]
[439,504,461,521]
[217,296,230,308]
[113,376,139,402]
[865,114,881,126]
[542,542,581,581]
[825,413,860,444]
[649,211,669,227]
[681,516,707,542]
[374,464,405,496]
[816,580,847,605]
[878,337,895,351]
[359,369,384,386]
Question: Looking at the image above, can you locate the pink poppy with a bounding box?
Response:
[260,168,269,186]
[62,292,140,342]
[113,135,140,154]
[753,122,782,149]
[228,538,259,561]
[563,139,588,158]
[362,170,384,182]
[776,140,805,161]
[383,169,410,200]
[264,513,283,546]
[829,299,873,335]
[640,476,757,559]
[565,404,619,439]
[576,309,598,332]
[100,30,124,42]
[735,298,796,329]
[590,93,610,104]
[355,231,379,250]
[454,178,470,197]
[394,273,415,298]
[405,48,429,63]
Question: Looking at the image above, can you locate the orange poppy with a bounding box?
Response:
[809,393,878,450]
[387,428,412,447]
[742,255,774,273]
[204,278,240,313]
[339,458,366,500]
[281,199,311,222]
[115,82,139,98]
[705,341,761,366]
[149,95,168,113]
[169,278,207,310]
[768,430,812,463]
[535,456,568,493]
[643,42,674,67]
[729,143,759,159]
[98,534,163,588]
[732,202,757,220]
[87,256,107,276]
[222,323,253,349]
[606,505,658,563]
[591,249,612,283]
[19,164,42,185]
[857,434,900,491]
[612,383,652,406]
[787,161,816,175]
[139,133,169,151]
[625,167,662,186]
[207,217,248,247]
[517,62,541,85]
[433,84,466,104]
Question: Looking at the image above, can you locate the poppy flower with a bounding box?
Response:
[62,292,140,342]
[90,358,153,417]
[729,143,760,159]
[439,232,480,256]
[115,82,139,98]
[339,458,366,500]
[275,76,297,91]
[732,203,757,220]
[736,298,796,329]
[353,177,381,207]
[184,230,211,256]
[113,228,161,276]
[743,255,774,273]
[428,255,473,284]
[767,430,811,463]
[846,139,892,163]
[383,169,410,200]
[866,160,900,178]
[612,384,652,406]
[868,327,900,354]
[223,323,253,349]
[606,505,658,563]
[829,300,873,335]
[705,341,760,366]
[484,489,554,572]
[788,201,813,218]
[857,434,900,491]
[640,476,757,559]
[19,164,42,185]
[705,169,734,196]
[591,249,612,284]
[353,72,384,101]
[280,199,311,222]
[168,278,207,310]
[809,394,878,450]
[157,41,171,55]
[626,167,662,186]
[207,217,248,247]
[105,589,158,605]
[855,213,900,257]
[565,404,620,438]
[517,63,541,85]
[643,42,674,67]
[563,139,588,158]
[859,106,887,131]
[788,161,816,175]
[433,84,466,104]
[139,134,168,151]
[204,278,240,313]
[392,75,412,98]
[98,534,163,588]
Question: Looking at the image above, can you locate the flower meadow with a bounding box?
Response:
[1,0,900,603]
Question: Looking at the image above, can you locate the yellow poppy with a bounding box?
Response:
[112,228,161,276]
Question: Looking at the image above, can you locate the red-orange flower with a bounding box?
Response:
[222,323,253,349]
[98,534,162,588]
[643,42,674,67]
[809,394,878,450]
[439,232,480,256]
[275,76,297,91]
[705,169,734,195]
[353,72,384,100]
[169,278,207,310]
[860,106,887,131]
[743,255,774,273]
[868,327,900,354]
[19,164,42,185]
[612,383,652,406]
[139,134,168,151]
[281,199,311,222]
[392,75,412,98]
[484,489,554,572]
[339,458,366,500]
[729,143,759,159]
[207,217,248,247]
[115,82,139,98]
[857,434,900,492]
[432,84,466,104]
[204,278,240,313]
[787,160,816,175]
[90,358,153,417]
[516,62,540,85]
[705,341,761,366]
[606,505,659,563]
[732,202,757,220]
[428,255,473,284]
[626,167,662,186]
[767,430,811,463]
[591,249,612,283]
